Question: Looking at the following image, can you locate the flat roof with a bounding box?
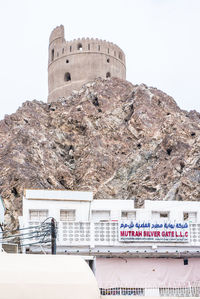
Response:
[24,189,93,202]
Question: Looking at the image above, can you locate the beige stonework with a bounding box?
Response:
[48,25,126,103]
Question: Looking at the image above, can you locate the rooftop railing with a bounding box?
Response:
[22,221,200,248]
[100,281,200,297]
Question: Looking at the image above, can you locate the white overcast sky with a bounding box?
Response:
[0,0,200,120]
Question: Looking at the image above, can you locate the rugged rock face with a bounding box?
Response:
[0,77,200,229]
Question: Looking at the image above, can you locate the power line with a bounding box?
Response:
[0,222,50,235]
[0,220,55,247]
[0,230,51,243]
[0,228,50,241]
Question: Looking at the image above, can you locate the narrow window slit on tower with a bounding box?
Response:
[70,46,72,52]
[62,48,64,54]
[98,45,100,51]
[184,259,188,266]
[108,48,109,54]
[88,44,90,50]
[51,49,54,61]
[64,72,71,82]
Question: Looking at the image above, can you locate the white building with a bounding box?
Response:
[0,196,5,250]
[19,189,200,297]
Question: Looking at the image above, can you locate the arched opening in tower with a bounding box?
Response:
[64,72,71,82]
[106,72,111,78]
[77,43,83,51]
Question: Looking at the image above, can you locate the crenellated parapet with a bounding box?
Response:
[48,25,126,103]
[48,36,125,65]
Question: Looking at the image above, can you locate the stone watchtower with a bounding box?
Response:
[48,25,126,103]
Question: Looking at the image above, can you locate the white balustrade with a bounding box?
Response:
[100,281,200,297]
[25,221,200,248]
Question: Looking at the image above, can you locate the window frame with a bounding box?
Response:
[92,210,111,222]
[152,211,170,220]
[29,209,48,221]
[60,209,76,222]
[121,211,136,220]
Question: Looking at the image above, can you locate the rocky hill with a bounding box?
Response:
[0,77,200,229]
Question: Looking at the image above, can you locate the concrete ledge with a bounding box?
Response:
[101,297,198,299]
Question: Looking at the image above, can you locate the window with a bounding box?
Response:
[183,212,197,222]
[106,72,111,78]
[70,45,72,52]
[152,211,169,220]
[107,48,109,54]
[60,210,76,221]
[64,72,71,81]
[98,45,100,51]
[29,210,48,221]
[62,48,64,54]
[66,59,69,63]
[160,212,168,218]
[51,49,54,61]
[92,210,110,222]
[88,44,90,50]
[119,52,122,60]
[107,58,110,63]
[121,211,136,220]
[114,51,116,57]
[77,43,83,51]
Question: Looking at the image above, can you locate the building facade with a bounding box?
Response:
[19,189,200,296]
[48,25,126,103]
[0,196,5,250]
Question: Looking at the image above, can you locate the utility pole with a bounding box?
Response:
[51,218,56,255]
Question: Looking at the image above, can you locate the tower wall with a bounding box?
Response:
[48,25,126,103]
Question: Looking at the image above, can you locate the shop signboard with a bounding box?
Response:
[119,221,189,242]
